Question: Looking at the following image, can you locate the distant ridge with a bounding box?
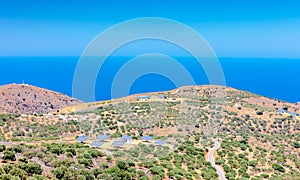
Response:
[62,85,300,116]
[0,84,81,114]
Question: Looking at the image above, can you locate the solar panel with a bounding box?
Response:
[90,140,104,148]
[141,135,153,141]
[158,95,165,99]
[96,134,109,141]
[76,135,88,142]
[120,135,132,141]
[136,96,151,100]
[289,112,297,117]
[112,140,125,147]
[277,109,286,113]
[154,140,166,146]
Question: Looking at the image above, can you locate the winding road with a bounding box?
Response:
[207,139,227,180]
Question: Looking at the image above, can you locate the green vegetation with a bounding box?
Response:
[0,87,299,179]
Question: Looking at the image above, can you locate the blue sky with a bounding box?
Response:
[1,0,300,58]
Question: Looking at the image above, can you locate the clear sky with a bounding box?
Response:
[1,0,300,58]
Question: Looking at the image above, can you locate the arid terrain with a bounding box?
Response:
[0,84,299,179]
[0,84,81,114]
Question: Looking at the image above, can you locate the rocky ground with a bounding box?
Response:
[0,84,81,114]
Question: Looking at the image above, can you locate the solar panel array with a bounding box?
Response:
[136,96,152,100]
[154,139,166,146]
[96,134,110,141]
[141,135,153,141]
[76,135,171,148]
[90,140,104,148]
[76,135,88,142]
[120,135,132,141]
[276,110,300,117]
[112,140,126,147]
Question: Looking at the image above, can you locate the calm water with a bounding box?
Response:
[0,56,299,103]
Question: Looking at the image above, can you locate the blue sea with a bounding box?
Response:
[0,56,299,103]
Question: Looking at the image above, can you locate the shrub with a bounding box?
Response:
[66,152,73,158]
[101,162,109,169]
[120,126,125,133]
[111,131,121,138]
[17,162,43,175]
[51,166,67,179]
[78,158,93,167]
[256,111,263,115]
[0,144,6,152]
[0,174,18,180]
[79,169,95,180]
[3,150,16,161]
[272,163,285,173]
[150,166,165,178]
[29,175,47,180]
[23,150,36,159]
[91,168,103,178]
[50,147,64,155]
[1,164,13,174]
[9,167,28,180]
[138,129,143,136]
[97,173,112,180]
[65,148,76,156]
[249,160,257,167]
[116,160,128,171]
[11,144,23,153]
[106,155,112,161]
[18,157,28,163]
[292,142,300,148]
[88,149,101,158]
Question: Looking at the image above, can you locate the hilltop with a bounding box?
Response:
[62,85,300,135]
[0,84,81,114]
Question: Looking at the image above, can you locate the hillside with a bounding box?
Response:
[0,84,81,114]
[0,85,299,179]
